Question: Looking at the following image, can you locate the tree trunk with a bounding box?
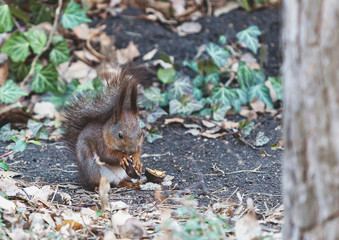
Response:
[282,0,339,239]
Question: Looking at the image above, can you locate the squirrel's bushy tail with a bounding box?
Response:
[63,64,144,152]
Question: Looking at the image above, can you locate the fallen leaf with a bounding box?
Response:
[170,0,186,17]
[239,107,258,120]
[201,120,216,128]
[143,48,158,61]
[250,99,266,113]
[214,1,240,17]
[140,182,162,191]
[205,126,221,134]
[115,41,140,64]
[72,23,95,40]
[74,49,100,63]
[185,128,201,136]
[221,120,239,129]
[235,212,262,240]
[164,118,185,124]
[0,195,16,213]
[201,132,227,139]
[183,123,202,129]
[265,80,277,103]
[57,61,97,84]
[56,220,83,231]
[33,101,57,119]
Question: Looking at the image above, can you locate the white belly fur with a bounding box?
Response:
[99,165,128,185]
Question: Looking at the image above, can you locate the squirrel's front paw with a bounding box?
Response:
[120,156,140,179]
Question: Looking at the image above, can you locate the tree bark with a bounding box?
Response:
[282,0,339,239]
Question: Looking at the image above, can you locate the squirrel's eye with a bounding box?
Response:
[118,132,123,139]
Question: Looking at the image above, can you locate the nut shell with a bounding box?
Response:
[145,168,165,183]
[125,162,141,179]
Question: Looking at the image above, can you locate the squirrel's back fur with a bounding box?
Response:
[63,64,143,152]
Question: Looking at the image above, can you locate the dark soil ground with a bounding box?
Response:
[0,7,282,210]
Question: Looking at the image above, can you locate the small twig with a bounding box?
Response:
[20,0,63,88]
[225,165,264,175]
[86,25,108,61]
[224,72,235,87]
[0,150,14,159]
[206,0,212,16]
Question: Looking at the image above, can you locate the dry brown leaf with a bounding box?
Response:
[205,126,221,134]
[99,177,110,212]
[265,79,277,103]
[183,123,202,129]
[112,211,144,239]
[143,48,158,61]
[57,61,97,84]
[221,120,239,129]
[145,8,177,24]
[164,118,185,124]
[33,101,57,119]
[0,53,9,86]
[0,171,21,178]
[72,23,95,40]
[240,52,257,63]
[185,128,200,136]
[115,41,140,64]
[239,107,258,120]
[214,1,240,17]
[201,120,216,128]
[74,49,101,63]
[250,99,266,113]
[201,132,227,139]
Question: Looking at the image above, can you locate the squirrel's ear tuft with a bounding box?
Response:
[116,83,127,121]
[131,81,138,114]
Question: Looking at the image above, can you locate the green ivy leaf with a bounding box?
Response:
[143,87,169,107]
[183,99,203,115]
[168,76,192,100]
[157,67,176,84]
[147,127,162,143]
[213,104,231,121]
[49,40,70,65]
[205,72,220,85]
[1,32,30,62]
[251,70,265,84]
[206,43,230,68]
[239,120,254,136]
[269,77,282,101]
[218,35,227,45]
[9,3,30,26]
[0,160,10,171]
[27,120,45,138]
[147,107,168,123]
[61,0,91,29]
[0,4,14,33]
[193,87,203,100]
[183,60,199,73]
[169,99,182,115]
[236,25,261,54]
[9,62,29,81]
[31,64,58,93]
[0,80,28,103]
[248,83,274,109]
[13,140,27,152]
[29,1,52,24]
[255,131,269,146]
[230,88,248,113]
[28,140,42,146]
[212,86,235,105]
[25,30,47,54]
[237,62,254,88]
[192,75,204,88]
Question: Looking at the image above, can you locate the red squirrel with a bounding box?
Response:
[63,65,143,190]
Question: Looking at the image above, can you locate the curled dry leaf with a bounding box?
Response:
[214,1,240,17]
[170,0,186,17]
[143,48,158,61]
[205,126,221,134]
[56,220,83,231]
[140,182,162,191]
[235,212,262,240]
[164,117,185,125]
[57,61,97,84]
[185,128,201,136]
[112,211,145,239]
[201,131,227,139]
[74,49,101,63]
[201,120,216,128]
